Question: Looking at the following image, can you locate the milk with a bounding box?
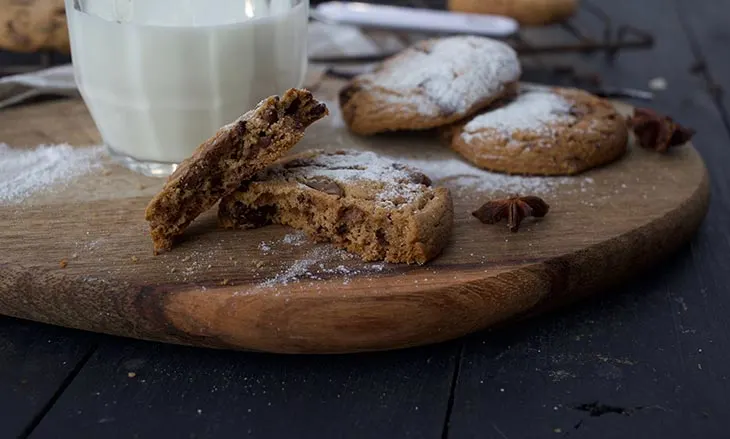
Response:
[66,0,308,164]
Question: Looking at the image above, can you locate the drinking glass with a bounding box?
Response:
[65,0,309,176]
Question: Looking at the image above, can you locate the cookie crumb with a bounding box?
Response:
[131,256,139,263]
[59,259,68,269]
[220,279,230,286]
[648,77,668,91]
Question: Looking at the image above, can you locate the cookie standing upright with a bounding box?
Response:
[145,89,328,254]
[339,36,521,135]
[448,87,629,176]
[218,150,454,264]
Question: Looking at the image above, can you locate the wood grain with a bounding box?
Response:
[0,80,710,354]
[30,338,458,438]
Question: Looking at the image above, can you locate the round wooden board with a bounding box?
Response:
[0,82,710,354]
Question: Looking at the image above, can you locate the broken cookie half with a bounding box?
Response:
[218,150,454,264]
[145,89,328,254]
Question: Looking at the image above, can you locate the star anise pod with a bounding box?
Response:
[627,107,696,153]
[472,195,550,232]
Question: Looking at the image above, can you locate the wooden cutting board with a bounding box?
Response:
[0,80,710,354]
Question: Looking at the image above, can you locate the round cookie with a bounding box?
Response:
[448,87,628,176]
[447,0,578,26]
[339,36,521,136]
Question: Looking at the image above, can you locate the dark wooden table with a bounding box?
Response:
[2,0,729,437]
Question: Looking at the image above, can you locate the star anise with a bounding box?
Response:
[472,195,550,232]
[627,107,696,153]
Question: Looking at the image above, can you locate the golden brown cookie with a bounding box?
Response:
[0,0,69,53]
[145,89,328,254]
[447,0,578,26]
[218,150,453,264]
[448,87,628,176]
[339,36,521,135]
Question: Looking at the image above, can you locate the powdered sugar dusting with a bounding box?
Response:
[256,244,390,288]
[462,90,574,144]
[384,155,579,195]
[282,231,307,246]
[0,143,105,204]
[360,36,520,117]
[271,150,429,208]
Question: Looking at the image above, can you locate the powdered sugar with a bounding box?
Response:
[0,143,105,204]
[282,231,307,246]
[256,244,388,288]
[271,150,429,207]
[383,155,578,195]
[359,36,520,117]
[462,90,574,144]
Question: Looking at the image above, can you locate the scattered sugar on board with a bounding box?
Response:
[256,244,388,289]
[0,143,105,204]
[389,155,588,195]
[282,231,307,246]
[461,90,574,143]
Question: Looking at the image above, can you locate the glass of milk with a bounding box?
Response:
[65,0,309,176]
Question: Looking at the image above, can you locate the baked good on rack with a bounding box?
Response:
[339,36,521,135]
[218,150,453,264]
[145,89,328,254]
[0,0,70,53]
[447,87,628,176]
[447,0,578,26]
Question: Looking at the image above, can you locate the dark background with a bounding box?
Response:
[1,0,729,438]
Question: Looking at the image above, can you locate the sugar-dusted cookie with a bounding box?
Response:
[218,150,453,264]
[145,89,328,254]
[448,87,628,176]
[448,0,578,26]
[339,36,521,135]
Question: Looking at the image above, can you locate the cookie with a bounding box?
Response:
[447,0,578,26]
[448,87,628,176]
[145,89,328,254]
[339,36,521,135]
[0,0,70,53]
[218,150,453,264]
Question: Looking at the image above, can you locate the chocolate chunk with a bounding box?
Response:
[286,97,301,115]
[303,176,345,197]
[226,202,277,228]
[409,172,432,187]
[309,103,328,118]
[263,108,279,124]
[235,120,247,137]
[256,136,272,149]
[375,229,388,246]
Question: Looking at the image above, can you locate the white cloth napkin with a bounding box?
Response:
[0,23,405,110]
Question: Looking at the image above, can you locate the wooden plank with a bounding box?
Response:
[0,318,95,439]
[448,0,730,437]
[672,0,730,134]
[29,339,457,438]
